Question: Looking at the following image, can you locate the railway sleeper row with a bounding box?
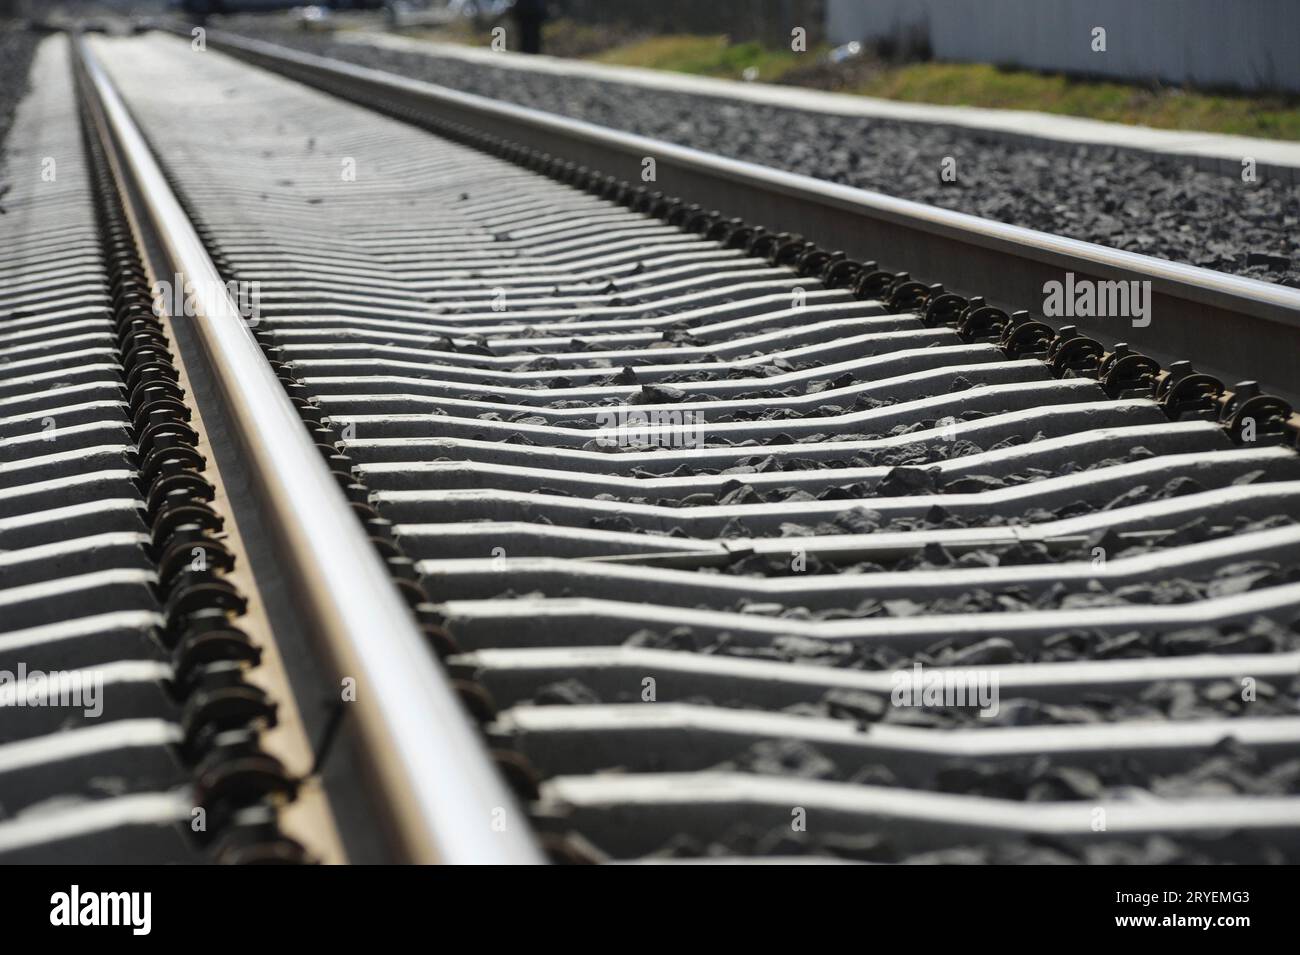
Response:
[27,32,1300,863]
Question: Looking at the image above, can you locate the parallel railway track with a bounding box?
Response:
[1,27,1299,864]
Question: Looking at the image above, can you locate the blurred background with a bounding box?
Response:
[4,0,1298,139]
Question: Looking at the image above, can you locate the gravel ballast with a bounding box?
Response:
[226,30,1300,289]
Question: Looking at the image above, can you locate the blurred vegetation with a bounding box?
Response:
[855,62,1300,140]
[590,33,821,83]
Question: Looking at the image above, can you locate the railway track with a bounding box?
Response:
[2,27,1300,864]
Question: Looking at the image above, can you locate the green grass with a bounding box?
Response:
[585,34,1300,140]
[854,62,1300,140]
[591,34,817,83]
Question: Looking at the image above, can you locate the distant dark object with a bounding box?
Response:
[511,0,547,54]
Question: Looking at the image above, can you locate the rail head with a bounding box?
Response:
[195,27,1300,403]
[72,33,543,865]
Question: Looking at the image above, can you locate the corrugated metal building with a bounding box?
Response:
[827,0,1300,93]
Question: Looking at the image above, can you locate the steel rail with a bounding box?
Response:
[71,35,543,865]
[197,29,1300,403]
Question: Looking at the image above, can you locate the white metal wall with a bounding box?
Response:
[827,0,1300,93]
